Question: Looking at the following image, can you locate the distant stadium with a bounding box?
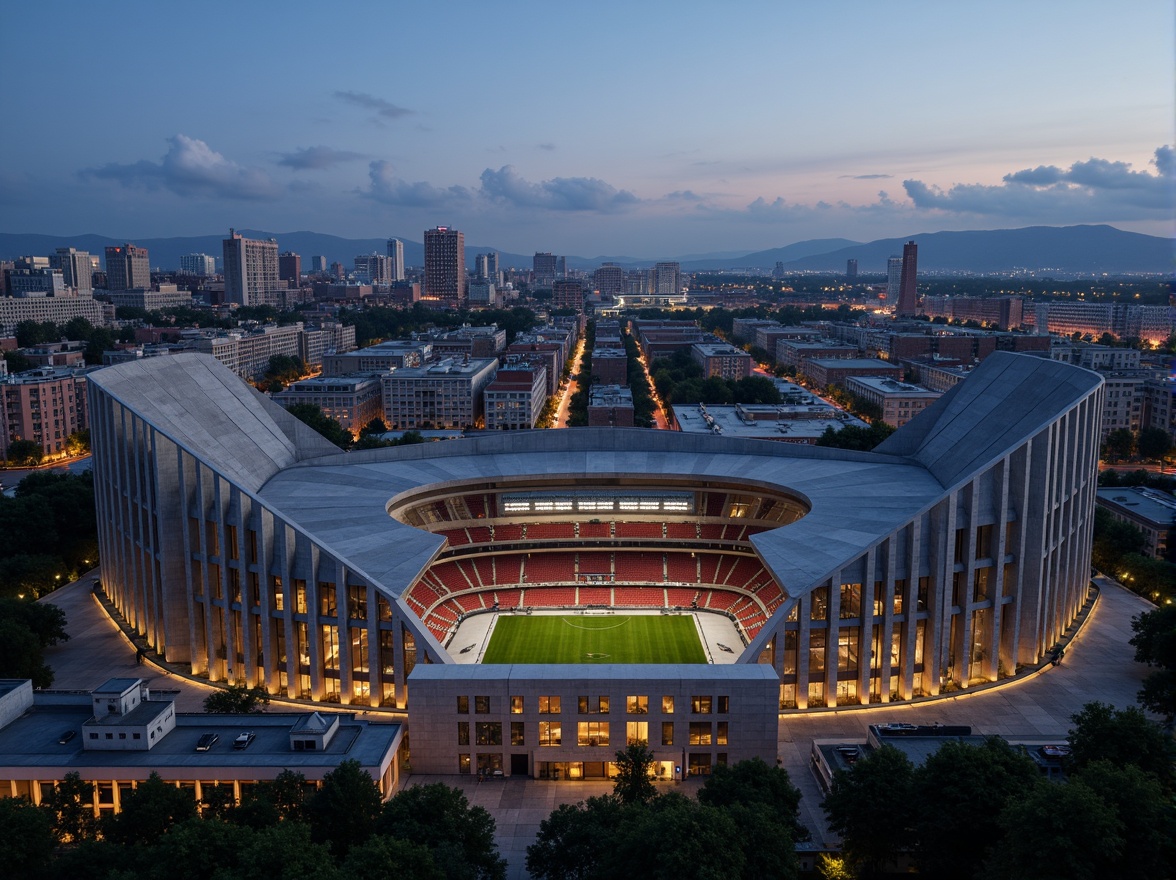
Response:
[87,351,1102,777]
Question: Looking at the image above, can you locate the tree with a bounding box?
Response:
[6,439,43,466]
[150,817,251,880]
[1138,426,1173,461]
[101,771,198,847]
[1129,605,1176,721]
[0,618,54,686]
[285,404,352,450]
[1101,427,1135,461]
[42,771,98,843]
[307,760,383,858]
[600,792,744,880]
[822,745,916,876]
[815,423,895,451]
[0,796,56,880]
[698,756,805,841]
[234,821,341,880]
[526,797,624,880]
[910,738,1039,878]
[359,418,389,437]
[342,835,445,880]
[202,683,270,714]
[1090,506,1147,575]
[611,742,657,805]
[986,778,1123,880]
[376,782,505,880]
[1069,760,1176,879]
[1066,701,1175,788]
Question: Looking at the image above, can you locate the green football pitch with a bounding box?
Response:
[481,614,707,664]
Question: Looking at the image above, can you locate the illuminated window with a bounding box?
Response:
[578,695,609,714]
[626,695,648,714]
[538,696,561,714]
[539,722,562,746]
[691,696,711,714]
[689,722,712,746]
[661,695,674,713]
[457,696,469,714]
[577,721,609,746]
[626,721,648,745]
[510,696,524,714]
[475,722,502,746]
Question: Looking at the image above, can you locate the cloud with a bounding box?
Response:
[904,146,1174,218]
[839,173,893,180]
[478,165,639,211]
[537,143,556,151]
[362,161,473,208]
[334,90,412,119]
[83,134,281,200]
[664,190,704,202]
[277,146,365,170]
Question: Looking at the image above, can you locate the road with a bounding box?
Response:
[554,337,586,428]
[633,345,672,430]
[1,454,92,495]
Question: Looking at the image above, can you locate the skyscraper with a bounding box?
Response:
[886,256,903,302]
[386,238,405,281]
[532,253,557,288]
[180,254,217,276]
[424,226,465,305]
[897,240,919,317]
[593,263,624,299]
[846,259,858,281]
[51,247,93,293]
[475,252,499,283]
[278,252,302,287]
[654,262,681,296]
[223,229,281,306]
[105,244,150,291]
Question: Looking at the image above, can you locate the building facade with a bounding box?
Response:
[180,253,217,277]
[1,366,89,460]
[896,241,918,317]
[223,230,282,307]
[386,239,406,282]
[274,376,385,433]
[105,244,150,291]
[381,357,498,429]
[85,353,1102,765]
[424,227,466,305]
[483,365,547,430]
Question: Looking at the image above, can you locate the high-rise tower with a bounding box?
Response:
[886,256,903,302]
[105,243,150,291]
[424,226,466,305]
[896,240,918,317]
[223,229,281,306]
[52,247,93,293]
[387,238,405,282]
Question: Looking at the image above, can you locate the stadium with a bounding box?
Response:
[88,351,1102,778]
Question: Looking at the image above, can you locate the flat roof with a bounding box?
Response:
[409,663,779,683]
[847,376,941,397]
[673,406,867,440]
[1096,487,1176,527]
[807,358,898,369]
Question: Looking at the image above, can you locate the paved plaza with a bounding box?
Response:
[41,572,1155,880]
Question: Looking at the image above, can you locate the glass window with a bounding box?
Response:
[511,722,525,746]
[716,721,728,746]
[458,722,469,746]
[626,695,648,714]
[458,754,471,774]
[661,695,674,714]
[661,721,674,746]
[539,721,562,746]
[576,721,610,746]
[475,696,491,714]
[689,722,712,746]
[319,582,337,617]
[691,696,712,714]
[475,722,502,746]
[538,696,561,714]
[717,696,729,714]
[510,696,524,714]
[626,721,648,745]
[457,696,469,714]
[578,696,609,714]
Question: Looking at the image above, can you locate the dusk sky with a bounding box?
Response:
[2,1,1172,258]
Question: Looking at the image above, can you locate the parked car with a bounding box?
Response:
[57,729,77,744]
[232,731,255,750]
[195,733,219,752]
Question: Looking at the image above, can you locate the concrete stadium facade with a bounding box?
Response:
[87,351,1102,732]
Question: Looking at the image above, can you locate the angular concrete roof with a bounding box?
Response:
[88,353,343,493]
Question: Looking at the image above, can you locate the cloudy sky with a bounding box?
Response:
[2,1,1172,258]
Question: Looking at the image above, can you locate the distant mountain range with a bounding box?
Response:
[0,224,1169,275]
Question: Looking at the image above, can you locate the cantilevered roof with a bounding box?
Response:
[88,353,344,493]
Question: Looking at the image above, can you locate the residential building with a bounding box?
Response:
[179,253,217,276]
[532,253,558,288]
[802,357,904,390]
[593,263,625,299]
[274,376,385,433]
[552,279,584,311]
[846,259,858,281]
[1,366,89,460]
[51,248,93,293]
[322,340,432,377]
[587,384,634,427]
[0,293,109,336]
[382,357,498,429]
[483,364,548,430]
[845,376,942,428]
[591,345,630,386]
[223,229,283,307]
[691,342,753,379]
[896,241,918,317]
[184,323,304,380]
[278,251,302,287]
[7,267,64,296]
[424,227,466,305]
[475,252,498,284]
[468,279,498,307]
[105,244,150,291]
[1096,488,1176,561]
[106,284,192,312]
[886,256,903,302]
[653,262,681,296]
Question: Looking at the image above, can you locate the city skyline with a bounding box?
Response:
[1,2,1172,256]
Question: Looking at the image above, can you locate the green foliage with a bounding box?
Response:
[1130,605,1176,721]
[42,771,99,843]
[603,792,747,880]
[307,760,383,859]
[1137,426,1173,461]
[527,796,623,880]
[0,796,57,880]
[1091,506,1148,576]
[202,683,270,714]
[101,772,198,847]
[611,742,657,805]
[265,354,308,389]
[5,439,43,466]
[822,745,916,874]
[910,738,1039,878]
[986,777,1124,880]
[376,782,506,880]
[342,835,445,880]
[621,331,655,427]
[0,471,98,598]
[1066,701,1175,788]
[284,403,352,449]
[340,303,537,348]
[814,422,895,451]
[0,598,68,686]
[3,350,34,373]
[698,756,806,840]
[1101,427,1135,461]
[359,417,389,437]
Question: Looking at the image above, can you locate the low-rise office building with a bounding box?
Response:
[845,376,942,428]
[691,342,752,379]
[274,376,385,433]
[382,357,498,430]
[484,365,548,430]
[588,385,635,427]
[1096,487,1176,561]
